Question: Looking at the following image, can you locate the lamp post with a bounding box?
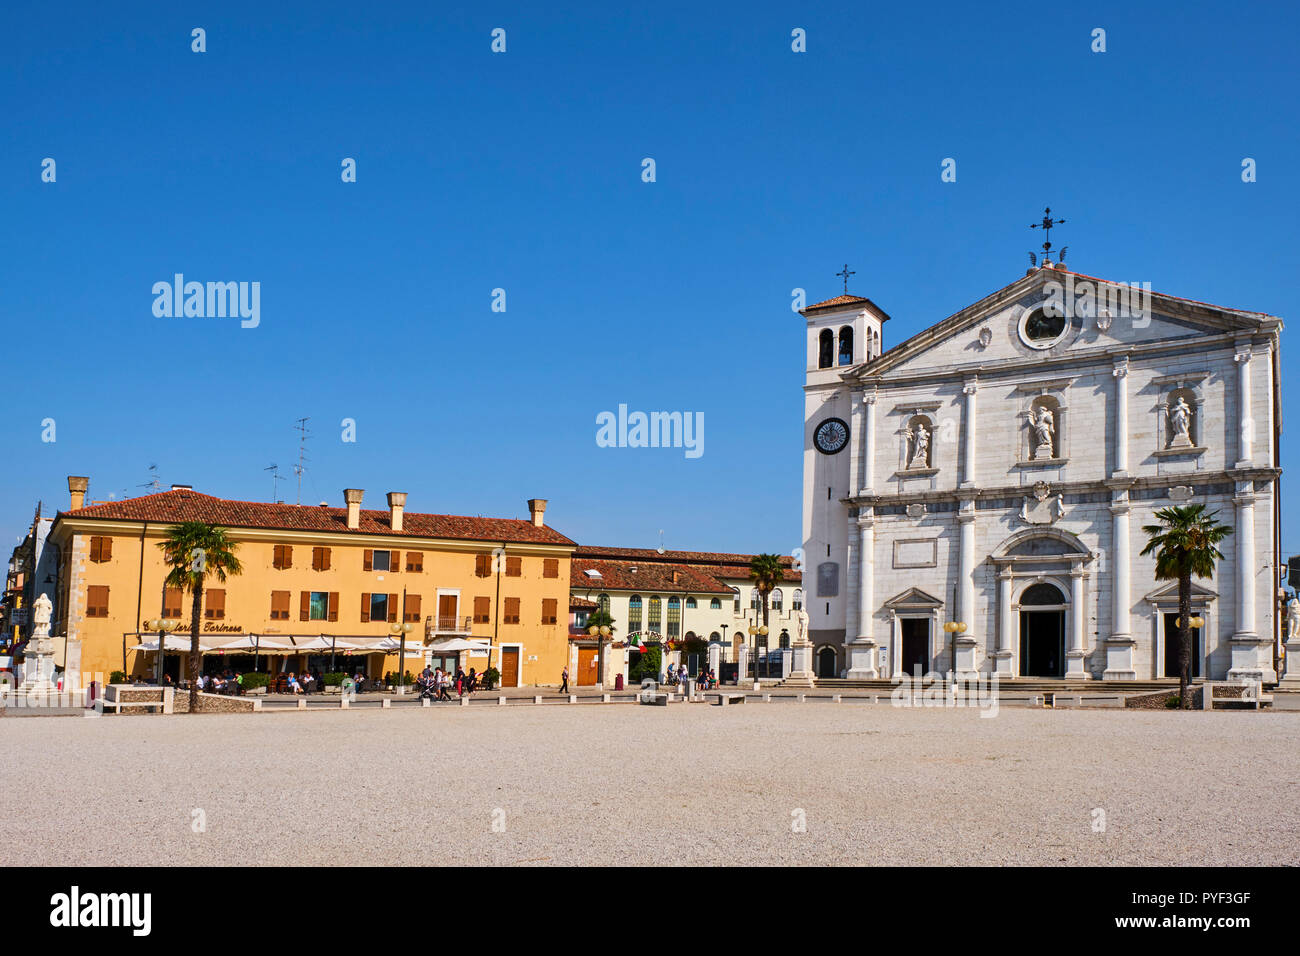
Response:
[143,617,180,685]
[747,615,769,682]
[390,617,414,694]
[943,620,967,679]
[588,622,611,687]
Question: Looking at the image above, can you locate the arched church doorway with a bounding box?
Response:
[1019,583,1065,678]
[816,646,838,678]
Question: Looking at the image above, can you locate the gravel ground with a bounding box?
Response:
[3,703,1297,866]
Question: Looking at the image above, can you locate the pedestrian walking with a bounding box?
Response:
[560,665,569,694]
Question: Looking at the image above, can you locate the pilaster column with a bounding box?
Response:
[846,511,879,679]
[1103,485,1137,680]
[953,498,979,679]
[961,378,978,488]
[1112,358,1129,475]
[1235,346,1253,466]
[860,390,877,494]
[993,565,1014,676]
[1228,482,1274,681]
[1066,563,1089,678]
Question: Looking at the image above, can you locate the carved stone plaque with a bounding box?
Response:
[816,561,840,597]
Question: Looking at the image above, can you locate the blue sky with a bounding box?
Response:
[2,1,1296,558]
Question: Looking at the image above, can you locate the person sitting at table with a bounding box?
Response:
[288,672,303,695]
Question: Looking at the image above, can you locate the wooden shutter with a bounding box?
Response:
[387,593,398,623]
[474,596,491,623]
[89,537,100,562]
[322,547,331,570]
[542,598,557,625]
[271,590,289,620]
[404,593,421,623]
[300,591,311,621]
[328,592,339,622]
[87,585,109,617]
[364,549,373,571]
[475,553,489,576]
[504,597,520,624]
[90,536,113,562]
[390,550,400,574]
[283,544,292,569]
[361,592,371,622]
[406,551,423,572]
[163,587,183,617]
[205,589,226,619]
[543,558,558,578]
[506,556,521,577]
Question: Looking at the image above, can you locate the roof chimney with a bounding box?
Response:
[527,498,547,528]
[344,489,364,529]
[386,492,407,532]
[171,484,192,492]
[68,476,88,511]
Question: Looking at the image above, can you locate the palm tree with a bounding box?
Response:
[158,522,243,713]
[749,553,786,676]
[1140,505,1232,709]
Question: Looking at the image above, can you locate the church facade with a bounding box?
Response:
[801,262,1282,682]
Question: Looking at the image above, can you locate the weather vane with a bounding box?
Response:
[1028,207,1067,266]
[835,263,855,294]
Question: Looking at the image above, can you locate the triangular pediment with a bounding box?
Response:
[846,266,1278,382]
[1144,580,1219,604]
[883,586,944,609]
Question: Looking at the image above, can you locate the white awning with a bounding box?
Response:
[136,635,211,652]
[290,636,365,651]
[208,635,295,652]
[428,638,492,653]
[367,637,427,655]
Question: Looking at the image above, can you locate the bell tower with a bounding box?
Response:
[800,280,890,675]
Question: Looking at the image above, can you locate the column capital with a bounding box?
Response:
[1234,347,1253,364]
[1112,357,1129,378]
[861,389,878,405]
[962,378,979,395]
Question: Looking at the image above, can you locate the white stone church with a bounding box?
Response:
[801,261,1282,682]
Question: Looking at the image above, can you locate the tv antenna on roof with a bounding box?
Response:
[293,418,312,505]
[265,464,285,502]
[138,464,161,493]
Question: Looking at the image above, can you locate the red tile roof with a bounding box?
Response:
[570,559,735,594]
[58,489,576,546]
[572,547,802,590]
[801,293,891,320]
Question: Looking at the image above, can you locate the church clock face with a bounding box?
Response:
[814,417,849,455]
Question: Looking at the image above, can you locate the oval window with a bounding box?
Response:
[1019,307,1067,349]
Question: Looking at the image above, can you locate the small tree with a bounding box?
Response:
[158,522,243,714]
[1140,505,1232,709]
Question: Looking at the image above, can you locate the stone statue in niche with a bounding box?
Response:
[908,422,930,469]
[1168,396,1193,448]
[1287,595,1300,643]
[1031,406,1056,459]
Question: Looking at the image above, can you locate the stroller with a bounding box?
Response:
[415,674,437,700]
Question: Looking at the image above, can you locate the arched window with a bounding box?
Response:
[779,630,790,649]
[732,588,741,614]
[685,597,696,609]
[1020,583,1065,606]
[750,588,761,610]
[838,326,854,365]
[627,595,642,631]
[648,596,662,630]
[818,329,834,369]
[709,631,721,642]
[771,588,783,611]
[667,597,681,637]
[710,597,721,610]
[598,594,610,614]
[792,589,803,611]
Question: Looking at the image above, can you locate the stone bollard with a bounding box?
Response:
[763,694,772,702]
[340,695,349,710]
[499,696,507,706]
[381,698,391,709]
[422,697,431,708]
[602,693,611,703]
[569,695,577,704]
[534,695,543,705]
[297,699,306,710]
[252,699,263,712]
[460,696,469,707]
[798,694,807,704]
[833,694,842,703]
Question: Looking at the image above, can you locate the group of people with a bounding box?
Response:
[665,663,718,690]
[414,665,478,700]
[196,670,244,695]
[286,670,321,695]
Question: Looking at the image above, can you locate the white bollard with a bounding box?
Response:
[833,694,842,703]
[602,693,611,703]
[340,695,349,710]
[460,696,469,707]
[798,694,807,704]
[499,696,507,706]
[534,695,543,705]
[297,699,306,710]
[763,693,771,702]
[569,695,577,704]
[381,698,391,709]
[422,697,431,708]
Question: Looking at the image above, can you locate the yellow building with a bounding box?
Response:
[46,477,575,688]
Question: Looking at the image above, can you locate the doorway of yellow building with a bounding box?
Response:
[577,646,599,685]
[500,646,520,687]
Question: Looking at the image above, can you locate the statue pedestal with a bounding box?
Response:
[845,640,878,680]
[1102,636,1137,680]
[952,636,980,681]
[1279,638,1300,692]
[785,641,816,687]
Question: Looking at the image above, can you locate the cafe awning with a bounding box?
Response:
[368,637,427,655]
[136,635,212,652]
[208,635,295,652]
[428,638,491,653]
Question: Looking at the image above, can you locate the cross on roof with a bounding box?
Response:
[1029,207,1066,264]
[835,263,855,294]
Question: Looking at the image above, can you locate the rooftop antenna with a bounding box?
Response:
[264,464,285,502]
[293,418,312,506]
[137,463,161,493]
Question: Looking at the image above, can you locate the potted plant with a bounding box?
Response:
[322,672,347,694]
[241,672,270,696]
[482,666,500,691]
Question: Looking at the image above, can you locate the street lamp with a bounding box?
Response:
[943,620,967,678]
[390,619,414,694]
[587,622,611,686]
[143,617,181,685]
[747,619,768,681]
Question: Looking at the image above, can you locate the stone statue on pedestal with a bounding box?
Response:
[908,423,930,469]
[1168,397,1193,447]
[1031,406,1055,459]
[21,592,56,692]
[1287,595,1299,643]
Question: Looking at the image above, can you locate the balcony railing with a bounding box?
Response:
[432,615,473,634]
